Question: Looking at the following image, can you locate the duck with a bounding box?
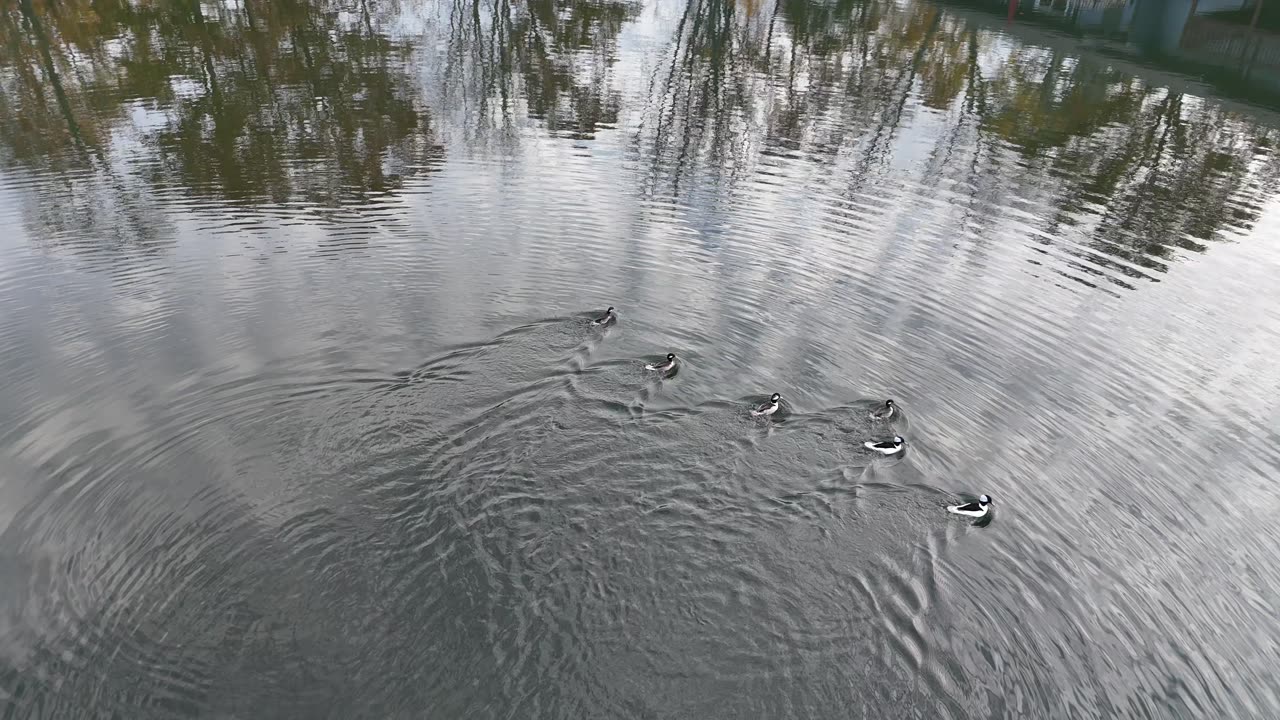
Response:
[946,494,991,519]
[870,399,896,421]
[645,353,677,373]
[751,393,782,417]
[863,436,905,455]
[592,306,617,326]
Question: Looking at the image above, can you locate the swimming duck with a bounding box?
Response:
[592,306,617,326]
[863,436,905,455]
[870,399,896,421]
[645,353,677,373]
[946,494,991,519]
[751,393,782,417]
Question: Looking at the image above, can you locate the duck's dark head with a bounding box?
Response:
[979,494,991,505]
[885,399,895,407]
[667,353,676,361]
[606,306,615,314]
[894,436,904,443]
[770,393,781,403]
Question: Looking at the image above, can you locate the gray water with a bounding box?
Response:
[2,0,1280,717]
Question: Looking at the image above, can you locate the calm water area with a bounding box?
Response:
[2,0,1280,717]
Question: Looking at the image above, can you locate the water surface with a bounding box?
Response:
[2,0,1280,717]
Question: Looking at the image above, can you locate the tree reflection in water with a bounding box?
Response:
[636,0,1279,289]
[0,0,1276,283]
[0,0,442,238]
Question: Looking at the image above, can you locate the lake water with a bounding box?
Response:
[2,0,1280,717]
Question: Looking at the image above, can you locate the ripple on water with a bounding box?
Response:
[224,317,986,717]
[1,287,1275,717]
[1,0,1278,713]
